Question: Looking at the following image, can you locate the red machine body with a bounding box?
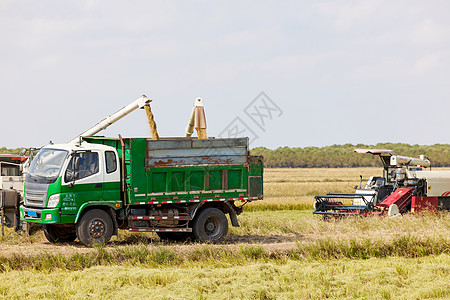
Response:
[411,196,438,214]
[375,188,414,215]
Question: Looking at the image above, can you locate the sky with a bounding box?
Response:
[1,0,449,149]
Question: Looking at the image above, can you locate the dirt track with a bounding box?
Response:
[0,233,310,258]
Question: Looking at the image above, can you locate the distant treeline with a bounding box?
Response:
[2,144,449,168]
[0,147,23,155]
[251,143,450,168]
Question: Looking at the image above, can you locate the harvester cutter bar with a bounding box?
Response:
[315,204,368,210]
[313,193,375,216]
[313,211,365,215]
[321,193,375,199]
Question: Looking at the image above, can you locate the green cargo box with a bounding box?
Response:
[83,137,263,205]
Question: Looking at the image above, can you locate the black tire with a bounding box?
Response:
[192,208,228,242]
[156,231,192,241]
[43,224,77,243]
[76,209,113,247]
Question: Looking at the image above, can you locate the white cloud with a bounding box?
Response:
[312,0,382,31]
[217,28,278,48]
[409,19,450,45]
[259,52,338,79]
[355,29,407,47]
[413,53,442,74]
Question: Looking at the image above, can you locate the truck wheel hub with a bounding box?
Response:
[89,220,105,237]
[205,218,217,233]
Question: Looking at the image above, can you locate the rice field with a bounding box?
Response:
[0,168,448,299]
[249,167,383,211]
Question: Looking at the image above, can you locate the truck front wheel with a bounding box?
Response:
[43,224,77,243]
[192,208,228,242]
[76,209,113,246]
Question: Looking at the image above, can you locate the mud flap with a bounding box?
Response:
[106,207,119,238]
[223,201,240,227]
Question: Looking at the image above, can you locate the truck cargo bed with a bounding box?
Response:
[83,137,264,205]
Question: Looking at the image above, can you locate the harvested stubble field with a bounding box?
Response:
[0,168,449,299]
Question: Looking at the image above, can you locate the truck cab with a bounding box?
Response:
[21,142,122,243]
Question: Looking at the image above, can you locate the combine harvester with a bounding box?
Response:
[20,96,263,246]
[313,149,450,218]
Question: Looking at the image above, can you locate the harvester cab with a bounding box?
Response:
[351,176,388,206]
[351,149,397,206]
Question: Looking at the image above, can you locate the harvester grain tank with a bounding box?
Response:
[20,96,263,246]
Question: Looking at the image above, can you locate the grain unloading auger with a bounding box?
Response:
[313,149,450,218]
[185,97,208,139]
[69,95,158,144]
[69,95,207,144]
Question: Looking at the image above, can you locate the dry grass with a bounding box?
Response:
[0,168,448,299]
[231,210,450,239]
[0,253,448,299]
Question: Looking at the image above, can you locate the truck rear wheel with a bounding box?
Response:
[192,208,228,242]
[43,224,77,243]
[76,209,113,246]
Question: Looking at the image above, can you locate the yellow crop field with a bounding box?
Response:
[0,168,448,299]
[250,167,382,211]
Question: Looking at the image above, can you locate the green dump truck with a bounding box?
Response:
[20,136,263,246]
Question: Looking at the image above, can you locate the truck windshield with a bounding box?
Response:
[27,149,68,183]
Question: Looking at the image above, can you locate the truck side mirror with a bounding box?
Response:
[68,156,80,188]
[73,156,80,171]
[68,171,79,188]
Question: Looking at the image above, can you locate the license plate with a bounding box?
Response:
[28,210,37,217]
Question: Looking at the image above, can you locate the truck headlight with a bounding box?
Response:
[47,194,60,208]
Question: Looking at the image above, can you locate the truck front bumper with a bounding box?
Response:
[20,206,60,224]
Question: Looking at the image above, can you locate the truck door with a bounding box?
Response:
[61,151,103,215]
[103,150,121,202]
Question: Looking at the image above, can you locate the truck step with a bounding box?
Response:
[129,228,192,232]
[128,215,192,221]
